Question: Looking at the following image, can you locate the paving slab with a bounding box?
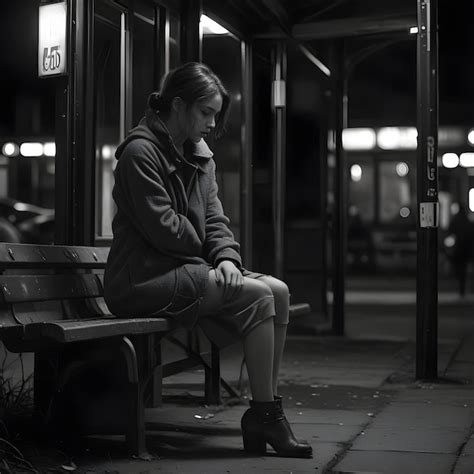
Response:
[453,453,474,473]
[331,450,456,474]
[367,402,473,430]
[350,426,468,453]
[460,434,474,455]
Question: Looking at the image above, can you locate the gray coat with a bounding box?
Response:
[104,111,242,329]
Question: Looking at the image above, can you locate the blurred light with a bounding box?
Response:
[2,142,19,157]
[377,127,417,150]
[400,207,410,218]
[327,131,335,151]
[451,202,460,215]
[200,15,228,35]
[396,162,409,177]
[438,127,465,147]
[328,153,336,168]
[14,202,29,211]
[468,129,474,145]
[444,235,456,248]
[43,142,56,157]
[20,142,43,157]
[460,152,474,167]
[102,145,113,160]
[410,26,418,34]
[342,128,376,150]
[442,153,459,168]
[299,45,331,77]
[470,189,474,212]
[350,164,362,182]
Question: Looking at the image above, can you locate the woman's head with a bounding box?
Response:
[148,62,230,141]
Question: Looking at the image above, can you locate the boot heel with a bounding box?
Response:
[243,433,267,454]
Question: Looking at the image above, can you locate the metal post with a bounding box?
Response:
[332,39,346,335]
[56,0,95,245]
[241,41,253,268]
[180,0,202,63]
[416,0,439,380]
[272,41,287,279]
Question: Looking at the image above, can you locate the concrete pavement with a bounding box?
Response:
[15,284,474,473]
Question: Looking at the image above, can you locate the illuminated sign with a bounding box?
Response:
[38,2,67,77]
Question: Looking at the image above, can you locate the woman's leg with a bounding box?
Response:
[252,276,290,395]
[200,271,312,457]
[199,270,275,401]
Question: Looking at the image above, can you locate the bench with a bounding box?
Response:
[0,242,227,457]
[0,242,311,457]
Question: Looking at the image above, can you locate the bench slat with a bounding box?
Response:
[23,317,173,343]
[0,274,103,303]
[0,243,108,270]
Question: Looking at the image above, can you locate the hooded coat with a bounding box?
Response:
[104,111,242,329]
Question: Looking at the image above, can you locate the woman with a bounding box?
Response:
[104,62,312,458]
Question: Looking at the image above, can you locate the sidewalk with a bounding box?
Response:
[17,291,474,473]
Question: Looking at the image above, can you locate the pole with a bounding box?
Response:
[416,0,439,380]
[332,39,346,335]
[272,41,287,279]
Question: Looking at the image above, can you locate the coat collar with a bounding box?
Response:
[145,110,213,174]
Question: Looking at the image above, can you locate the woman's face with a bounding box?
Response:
[183,92,223,143]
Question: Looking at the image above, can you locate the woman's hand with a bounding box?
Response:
[215,260,244,300]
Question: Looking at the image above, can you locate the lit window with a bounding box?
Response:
[460,153,474,167]
[20,142,43,157]
[43,142,56,157]
[342,128,376,150]
[442,153,459,168]
[377,127,417,150]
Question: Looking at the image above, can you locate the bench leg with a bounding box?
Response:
[205,342,221,405]
[34,352,58,420]
[119,336,148,458]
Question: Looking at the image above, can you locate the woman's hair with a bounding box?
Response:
[148,62,230,138]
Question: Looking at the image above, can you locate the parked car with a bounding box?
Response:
[0,197,54,244]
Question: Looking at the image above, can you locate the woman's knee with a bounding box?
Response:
[258,276,290,317]
[243,277,275,301]
[264,276,290,303]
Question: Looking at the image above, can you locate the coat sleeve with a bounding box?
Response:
[116,144,203,257]
[203,160,242,267]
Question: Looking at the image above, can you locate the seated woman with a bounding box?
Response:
[104,62,312,458]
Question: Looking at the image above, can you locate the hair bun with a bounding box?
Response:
[148,92,164,111]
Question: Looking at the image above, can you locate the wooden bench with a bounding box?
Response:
[0,242,227,457]
[0,242,311,457]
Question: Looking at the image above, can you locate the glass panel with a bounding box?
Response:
[168,11,181,71]
[132,12,156,125]
[348,157,374,222]
[94,2,122,238]
[0,2,55,244]
[379,160,415,224]
[202,34,242,242]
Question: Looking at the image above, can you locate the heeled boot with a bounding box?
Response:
[241,399,313,458]
[274,395,308,444]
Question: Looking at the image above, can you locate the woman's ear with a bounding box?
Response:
[171,97,185,113]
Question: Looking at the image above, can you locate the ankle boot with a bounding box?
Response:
[274,395,308,444]
[241,400,313,458]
